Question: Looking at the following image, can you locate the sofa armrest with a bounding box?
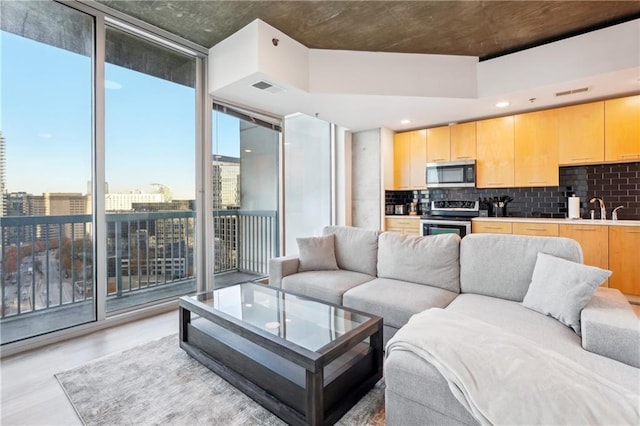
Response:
[581,287,640,368]
[268,256,300,288]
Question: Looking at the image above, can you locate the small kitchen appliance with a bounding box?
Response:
[426,160,476,188]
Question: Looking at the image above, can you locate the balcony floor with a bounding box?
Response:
[0,271,263,345]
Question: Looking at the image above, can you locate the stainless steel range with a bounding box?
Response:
[420,200,479,238]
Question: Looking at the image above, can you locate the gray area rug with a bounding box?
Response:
[55,334,385,426]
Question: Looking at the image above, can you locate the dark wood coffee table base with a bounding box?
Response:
[180,297,383,426]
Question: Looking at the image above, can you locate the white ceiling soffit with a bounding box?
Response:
[209,19,640,132]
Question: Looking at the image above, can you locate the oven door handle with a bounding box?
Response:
[420,219,471,226]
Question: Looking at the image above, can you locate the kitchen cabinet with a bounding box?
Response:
[559,223,608,287]
[558,102,604,165]
[426,126,451,163]
[605,95,640,162]
[514,109,559,187]
[450,122,476,161]
[394,130,426,189]
[476,116,514,188]
[608,226,640,296]
[385,217,421,236]
[472,221,512,234]
[512,222,559,237]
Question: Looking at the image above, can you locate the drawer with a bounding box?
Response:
[512,222,559,236]
[472,221,512,234]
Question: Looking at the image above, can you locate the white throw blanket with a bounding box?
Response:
[386,308,640,425]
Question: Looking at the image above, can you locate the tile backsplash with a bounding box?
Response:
[385,161,639,220]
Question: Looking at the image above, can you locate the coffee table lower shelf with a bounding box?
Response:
[180,315,382,426]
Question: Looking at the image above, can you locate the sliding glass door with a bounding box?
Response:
[211,107,280,287]
[0,1,95,343]
[104,26,197,313]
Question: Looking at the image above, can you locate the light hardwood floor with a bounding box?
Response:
[1,310,178,426]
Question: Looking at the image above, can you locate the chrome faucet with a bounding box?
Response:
[590,197,606,220]
[612,205,624,221]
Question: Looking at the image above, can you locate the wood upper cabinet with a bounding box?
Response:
[426,126,451,163]
[450,122,476,161]
[605,95,640,162]
[608,226,640,296]
[559,224,609,286]
[514,109,559,187]
[476,116,514,188]
[558,101,604,165]
[394,130,426,189]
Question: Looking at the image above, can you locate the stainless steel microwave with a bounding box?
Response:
[426,160,476,188]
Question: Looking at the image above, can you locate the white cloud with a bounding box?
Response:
[105,80,123,90]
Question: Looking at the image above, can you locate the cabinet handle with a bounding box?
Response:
[526,228,547,231]
[573,228,596,231]
[455,156,472,159]
[570,157,592,161]
[624,230,640,233]
[528,181,546,184]
[487,182,504,185]
[433,158,446,161]
[484,226,504,230]
[620,154,640,158]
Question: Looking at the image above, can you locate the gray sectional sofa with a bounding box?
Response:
[268,226,640,425]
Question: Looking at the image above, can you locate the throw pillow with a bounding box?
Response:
[296,234,339,272]
[522,252,611,335]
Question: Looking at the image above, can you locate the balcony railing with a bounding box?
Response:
[0,210,277,343]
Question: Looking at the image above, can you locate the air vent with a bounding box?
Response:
[251,80,285,94]
[555,87,589,97]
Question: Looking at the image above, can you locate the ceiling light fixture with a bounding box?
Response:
[495,101,510,108]
[244,149,252,153]
[400,119,411,124]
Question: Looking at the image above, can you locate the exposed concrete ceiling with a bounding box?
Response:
[96,1,640,131]
[99,1,640,60]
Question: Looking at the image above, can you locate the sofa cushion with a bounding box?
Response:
[446,294,640,393]
[377,233,461,293]
[523,252,611,335]
[281,269,374,305]
[343,277,458,329]
[460,233,582,302]
[322,226,379,276]
[296,234,339,272]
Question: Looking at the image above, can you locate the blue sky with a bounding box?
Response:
[2,30,239,200]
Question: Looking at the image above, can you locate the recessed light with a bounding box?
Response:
[400,119,411,124]
[495,101,510,108]
[244,149,252,153]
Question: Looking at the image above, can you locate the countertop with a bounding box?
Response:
[385,215,421,219]
[471,217,640,227]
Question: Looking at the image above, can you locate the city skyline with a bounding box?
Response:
[1,29,241,201]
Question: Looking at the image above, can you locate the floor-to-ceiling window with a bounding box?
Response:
[212,106,280,287]
[104,25,197,313]
[0,1,205,347]
[0,1,95,343]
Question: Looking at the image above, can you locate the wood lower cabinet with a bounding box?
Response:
[514,109,559,187]
[476,116,514,188]
[605,95,640,162]
[385,217,421,236]
[558,101,604,165]
[512,222,559,237]
[559,224,609,287]
[608,226,640,296]
[472,221,512,234]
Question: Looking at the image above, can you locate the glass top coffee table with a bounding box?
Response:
[179,282,383,426]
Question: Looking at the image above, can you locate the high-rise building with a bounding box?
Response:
[44,193,88,240]
[105,192,164,212]
[212,155,240,209]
